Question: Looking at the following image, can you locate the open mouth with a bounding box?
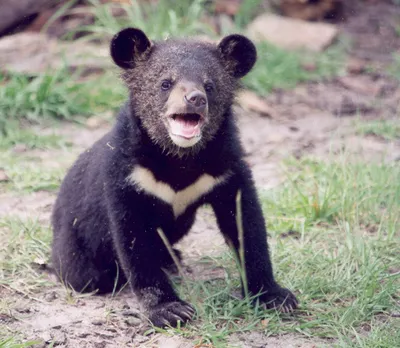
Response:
[168,113,204,139]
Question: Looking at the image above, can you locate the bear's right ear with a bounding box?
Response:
[110,28,152,69]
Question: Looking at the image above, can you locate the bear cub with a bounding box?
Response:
[51,28,298,327]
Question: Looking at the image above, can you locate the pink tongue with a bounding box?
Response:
[170,118,200,138]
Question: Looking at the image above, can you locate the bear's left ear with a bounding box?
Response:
[218,34,257,78]
[110,28,152,69]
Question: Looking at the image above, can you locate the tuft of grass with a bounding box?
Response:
[75,0,215,41]
[0,69,91,124]
[244,41,346,95]
[0,151,63,193]
[395,25,400,38]
[0,218,53,295]
[337,321,400,347]
[356,119,400,141]
[262,157,400,239]
[389,53,400,80]
[0,70,126,125]
[157,227,186,279]
[234,0,263,29]
[0,338,40,348]
[0,121,69,150]
[0,69,125,149]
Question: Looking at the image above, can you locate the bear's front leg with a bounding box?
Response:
[211,164,298,312]
[106,190,195,327]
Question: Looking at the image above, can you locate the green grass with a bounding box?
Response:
[0,218,53,295]
[0,69,92,124]
[243,41,345,94]
[0,155,398,346]
[0,120,70,150]
[0,69,125,125]
[234,0,264,29]
[263,157,400,238]
[59,0,263,40]
[356,119,400,141]
[74,0,215,41]
[389,54,400,80]
[339,321,400,348]
[157,156,399,346]
[0,151,64,193]
[0,338,39,348]
[170,227,399,346]
[0,69,125,149]
[395,26,400,37]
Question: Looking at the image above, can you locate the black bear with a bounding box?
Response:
[51,28,298,327]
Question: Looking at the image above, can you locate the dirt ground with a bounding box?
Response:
[1,1,400,348]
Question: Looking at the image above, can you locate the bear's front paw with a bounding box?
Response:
[148,301,195,328]
[258,286,298,313]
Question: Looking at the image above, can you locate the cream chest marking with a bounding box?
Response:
[128,165,229,217]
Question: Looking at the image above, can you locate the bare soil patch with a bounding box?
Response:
[341,0,400,63]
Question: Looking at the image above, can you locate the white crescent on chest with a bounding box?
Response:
[127,165,230,218]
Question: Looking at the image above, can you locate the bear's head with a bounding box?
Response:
[111,28,256,156]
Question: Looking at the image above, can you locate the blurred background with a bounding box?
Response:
[0,0,399,137]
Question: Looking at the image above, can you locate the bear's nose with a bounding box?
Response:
[184,90,207,110]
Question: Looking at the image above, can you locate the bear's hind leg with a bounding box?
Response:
[52,234,125,294]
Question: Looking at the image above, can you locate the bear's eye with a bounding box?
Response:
[161,80,172,91]
[204,82,214,93]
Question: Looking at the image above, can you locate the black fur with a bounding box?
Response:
[52,28,298,328]
[218,34,257,78]
[111,28,152,69]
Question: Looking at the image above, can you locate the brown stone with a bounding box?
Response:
[237,90,276,118]
[247,13,339,52]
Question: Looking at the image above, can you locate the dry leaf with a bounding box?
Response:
[0,169,10,182]
[237,90,276,118]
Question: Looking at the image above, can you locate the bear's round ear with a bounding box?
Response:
[218,34,257,78]
[110,28,152,69]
